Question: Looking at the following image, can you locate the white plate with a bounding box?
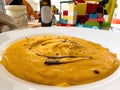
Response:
[0,27,120,90]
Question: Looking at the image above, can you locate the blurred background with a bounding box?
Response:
[0,0,120,32]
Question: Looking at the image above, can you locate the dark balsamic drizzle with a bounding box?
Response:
[70,41,77,44]
[28,37,92,66]
[44,56,92,65]
[62,38,67,43]
[94,70,100,74]
[56,53,59,56]
[34,52,92,65]
[44,58,92,65]
[44,60,62,65]
[28,47,32,50]
[23,44,27,46]
[41,43,46,46]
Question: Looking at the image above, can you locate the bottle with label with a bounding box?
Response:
[40,0,52,26]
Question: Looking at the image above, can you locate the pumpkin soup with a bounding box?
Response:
[1,36,119,86]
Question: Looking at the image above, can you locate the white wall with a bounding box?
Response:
[51,0,69,9]
[26,0,71,11]
[26,0,39,11]
[113,0,120,18]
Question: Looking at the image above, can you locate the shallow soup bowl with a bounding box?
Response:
[0,27,120,90]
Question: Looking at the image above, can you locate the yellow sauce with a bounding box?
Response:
[1,36,119,86]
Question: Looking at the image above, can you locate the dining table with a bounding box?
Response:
[0,21,120,90]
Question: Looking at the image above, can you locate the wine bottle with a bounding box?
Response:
[40,0,52,26]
